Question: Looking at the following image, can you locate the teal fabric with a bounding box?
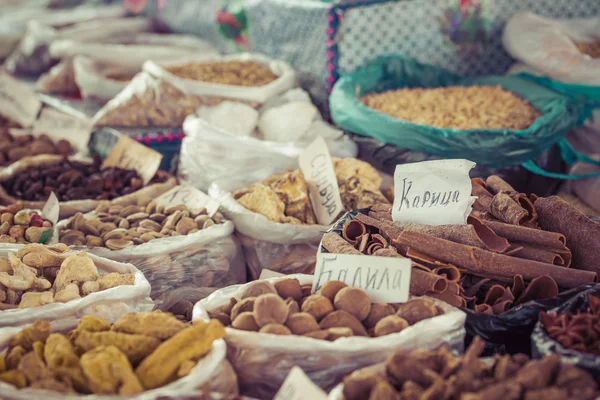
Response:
[330,55,594,169]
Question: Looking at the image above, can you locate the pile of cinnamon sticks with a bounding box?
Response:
[321,175,599,315]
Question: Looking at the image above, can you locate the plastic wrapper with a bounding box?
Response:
[503,12,600,86]
[178,101,357,192]
[0,319,236,399]
[531,285,600,381]
[193,274,466,399]
[92,53,297,128]
[3,6,132,75]
[330,55,593,168]
[0,155,177,219]
[55,217,247,306]
[209,182,329,279]
[35,58,79,97]
[0,244,152,328]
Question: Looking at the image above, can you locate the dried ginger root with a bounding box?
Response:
[0,312,224,395]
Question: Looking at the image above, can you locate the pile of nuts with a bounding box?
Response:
[59,201,224,250]
[0,244,134,310]
[0,131,73,167]
[209,279,442,340]
[0,204,53,244]
[1,156,164,202]
[165,61,279,87]
[575,41,600,59]
[360,85,541,130]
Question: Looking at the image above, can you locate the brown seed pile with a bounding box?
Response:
[0,131,73,167]
[165,61,278,87]
[209,279,443,340]
[59,201,224,250]
[575,41,600,59]
[360,85,541,130]
[342,336,598,400]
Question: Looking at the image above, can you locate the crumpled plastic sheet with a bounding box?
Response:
[531,285,600,381]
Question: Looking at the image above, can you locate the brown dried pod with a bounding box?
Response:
[259,323,292,336]
[60,233,85,246]
[119,205,141,218]
[334,287,372,321]
[95,202,110,214]
[150,213,166,223]
[253,294,289,327]
[194,215,210,227]
[85,236,104,247]
[230,297,256,321]
[108,205,124,215]
[395,299,438,325]
[175,217,197,235]
[320,280,348,302]
[364,303,396,329]
[231,312,259,331]
[286,312,320,335]
[274,278,303,302]
[374,315,409,337]
[126,212,149,223]
[139,220,161,232]
[101,228,127,241]
[105,239,134,251]
[165,205,188,214]
[327,327,354,341]
[319,310,368,336]
[239,281,277,299]
[285,298,300,316]
[118,219,130,229]
[209,312,231,327]
[79,222,100,237]
[303,330,330,340]
[301,295,334,321]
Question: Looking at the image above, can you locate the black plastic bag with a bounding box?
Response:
[531,285,600,381]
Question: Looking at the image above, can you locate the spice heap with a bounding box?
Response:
[575,41,600,58]
[0,131,73,167]
[342,336,598,400]
[541,294,600,355]
[1,156,167,202]
[360,85,540,130]
[324,175,598,315]
[59,201,224,249]
[0,244,134,310]
[0,204,53,244]
[0,313,225,395]
[165,61,278,86]
[233,158,388,224]
[209,278,443,339]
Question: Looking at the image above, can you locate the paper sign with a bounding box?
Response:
[32,108,93,151]
[298,137,343,225]
[102,135,163,185]
[41,192,60,225]
[273,366,327,400]
[0,73,42,128]
[392,159,476,225]
[312,253,411,303]
[259,269,285,280]
[155,185,220,217]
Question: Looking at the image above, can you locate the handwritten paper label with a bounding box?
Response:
[0,73,42,128]
[155,185,220,217]
[298,137,343,225]
[102,135,163,185]
[312,253,411,303]
[259,269,285,280]
[32,108,92,151]
[273,366,327,400]
[41,192,60,225]
[392,159,475,225]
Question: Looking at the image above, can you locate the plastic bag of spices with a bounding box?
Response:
[92,53,296,128]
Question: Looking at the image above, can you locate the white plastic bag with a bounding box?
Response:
[178,111,358,192]
[0,245,152,328]
[503,12,600,85]
[93,53,296,128]
[209,182,329,279]
[55,218,246,306]
[193,275,466,399]
[3,7,135,75]
[0,319,236,399]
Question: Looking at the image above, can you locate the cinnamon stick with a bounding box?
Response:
[486,176,538,224]
[321,232,361,255]
[535,196,600,275]
[483,220,566,249]
[342,220,366,245]
[489,192,528,225]
[373,248,448,295]
[392,230,597,289]
[509,244,566,266]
